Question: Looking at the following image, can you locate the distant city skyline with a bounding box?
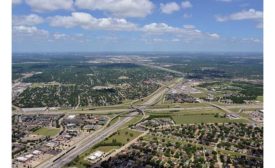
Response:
[12,0,263,52]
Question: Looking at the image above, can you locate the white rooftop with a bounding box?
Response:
[32,150,41,155]
[87,151,104,161]
[25,154,33,159]
[16,156,28,162]
[94,151,104,157]
[88,155,97,160]
[68,115,76,119]
[46,142,57,147]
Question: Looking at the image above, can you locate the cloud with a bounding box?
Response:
[52,33,87,42]
[241,37,262,43]
[142,22,219,41]
[47,13,218,42]
[13,26,49,36]
[12,0,22,5]
[75,0,154,18]
[13,14,44,26]
[216,9,263,22]
[48,12,137,31]
[181,1,192,9]
[143,37,183,44]
[160,2,180,14]
[25,0,74,12]
[13,26,88,44]
[52,33,68,40]
[142,23,181,34]
[208,33,220,39]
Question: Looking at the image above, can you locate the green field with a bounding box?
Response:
[171,114,247,124]
[147,110,247,124]
[103,128,142,145]
[95,146,119,153]
[34,127,60,137]
[148,108,224,116]
[150,102,210,109]
[228,108,242,113]
[107,116,120,127]
[256,96,263,102]
[120,115,143,128]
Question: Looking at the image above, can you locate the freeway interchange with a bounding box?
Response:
[12,65,263,168]
[34,77,179,168]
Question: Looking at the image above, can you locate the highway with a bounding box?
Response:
[139,63,186,76]
[13,108,130,115]
[37,112,138,168]
[15,104,262,115]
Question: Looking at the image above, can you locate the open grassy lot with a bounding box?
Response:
[103,128,142,145]
[146,108,247,124]
[228,108,242,113]
[171,114,247,124]
[95,146,119,153]
[150,102,210,109]
[34,127,60,137]
[148,108,224,115]
[191,92,208,98]
[256,96,263,102]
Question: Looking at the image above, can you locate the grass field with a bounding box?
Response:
[103,128,142,145]
[171,114,246,124]
[120,115,143,128]
[150,102,210,109]
[148,108,224,115]
[228,108,242,113]
[190,91,208,98]
[147,110,247,124]
[107,116,120,127]
[256,96,263,102]
[34,127,60,137]
[94,146,119,153]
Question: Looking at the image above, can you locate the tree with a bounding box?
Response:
[175,142,181,148]
[112,139,117,144]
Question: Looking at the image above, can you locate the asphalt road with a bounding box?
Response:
[15,104,262,115]
[37,112,138,168]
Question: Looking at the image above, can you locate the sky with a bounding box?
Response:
[12,0,263,52]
